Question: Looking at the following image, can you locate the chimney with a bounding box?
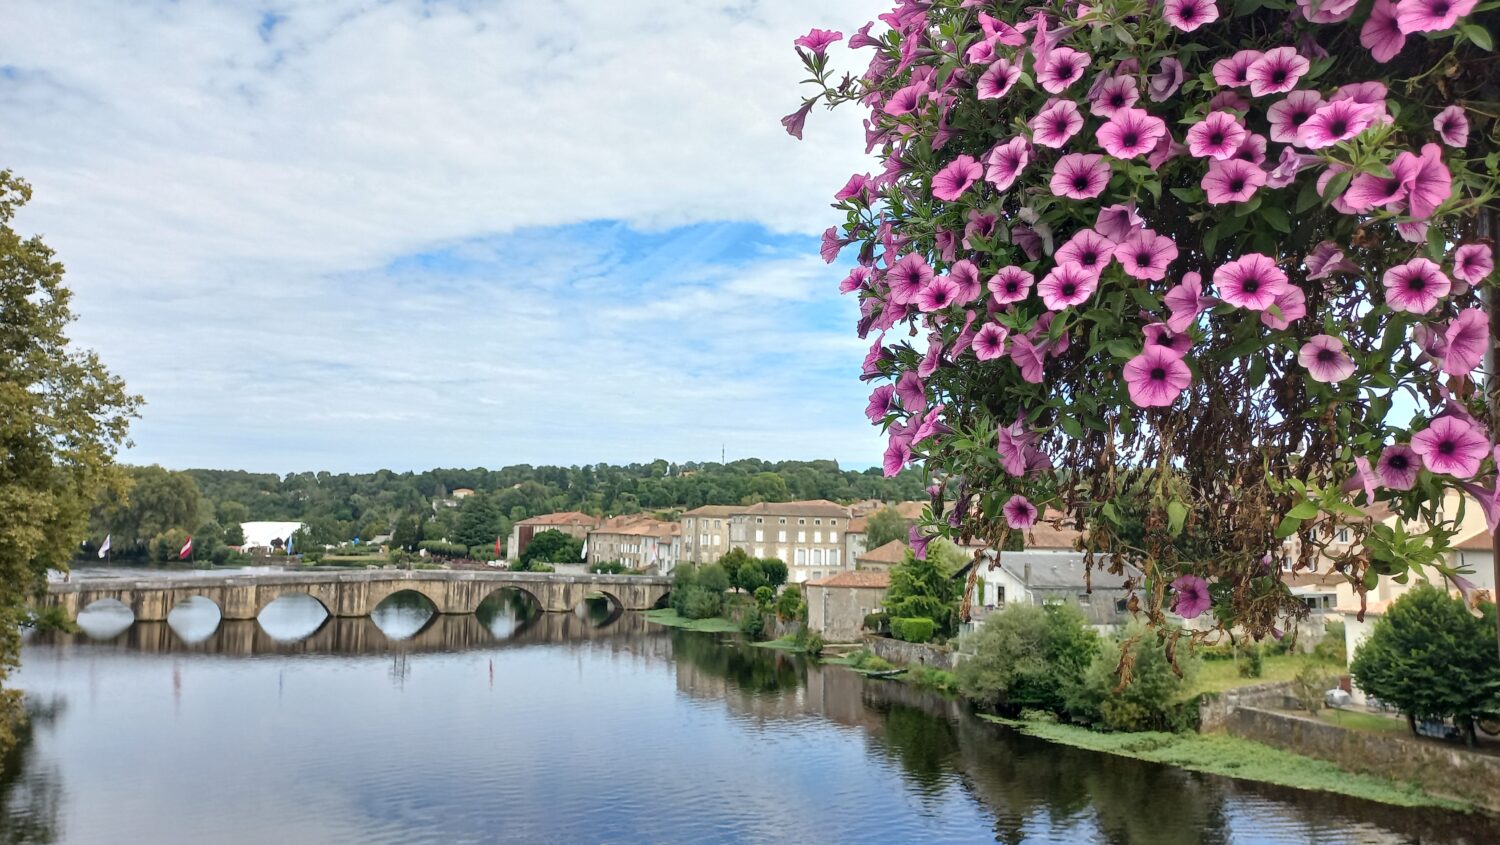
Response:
[1023,563,1032,584]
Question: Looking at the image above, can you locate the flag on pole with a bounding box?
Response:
[286,534,295,555]
[98,534,111,559]
[179,536,193,560]
[495,537,502,559]
[580,540,588,560]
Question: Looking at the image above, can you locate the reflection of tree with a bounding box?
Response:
[874,704,960,796]
[670,631,803,696]
[0,697,65,845]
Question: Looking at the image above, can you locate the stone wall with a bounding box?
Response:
[863,634,961,670]
[1218,706,1500,811]
[1198,680,1299,731]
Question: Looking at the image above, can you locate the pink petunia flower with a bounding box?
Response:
[883,438,913,477]
[932,155,984,201]
[1247,47,1309,97]
[1305,241,1359,281]
[894,370,925,410]
[795,28,844,56]
[1090,75,1140,117]
[1317,165,1359,214]
[1124,346,1192,407]
[1261,284,1308,330]
[1114,229,1179,281]
[887,253,935,305]
[1233,133,1269,166]
[1267,90,1324,144]
[1051,154,1111,200]
[1377,444,1420,490]
[884,83,926,116]
[1212,50,1263,88]
[1187,111,1247,160]
[1148,58,1185,102]
[1404,143,1452,219]
[1361,0,1407,63]
[866,384,896,423]
[1433,104,1470,147]
[1147,133,1188,170]
[1298,335,1356,383]
[1143,322,1193,356]
[1213,253,1289,310]
[1382,257,1451,314]
[964,210,1000,250]
[1299,99,1380,149]
[1266,147,1315,189]
[1297,0,1359,23]
[1411,414,1489,478]
[821,226,851,264]
[1163,0,1220,31]
[848,21,879,50]
[835,173,871,202]
[1396,220,1430,243]
[1395,0,1478,34]
[997,416,1042,476]
[1038,262,1099,310]
[1203,158,1267,205]
[1208,90,1251,113]
[915,277,961,312]
[1056,228,1118,278]
[1343,153,1421,212]
[1008,335,1047,383]
[1453,243,1494,284]
[1003,494,1041,529]
[973,322,1010,360]
[1038,47,1090,93]
[1171,575,1212,619]
[978,59,1022,100]
[988,266,1035,305]
[781,101,813,139]
[1029,99,1085,148]
[1165,272,1212,332]
[948,260,984,305]
[1097,107,1167,159]
[1443,308,1489,376]
[984,137,1031,191]
[1095,202,1145,242]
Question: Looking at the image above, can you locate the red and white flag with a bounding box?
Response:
[179,536,193,560]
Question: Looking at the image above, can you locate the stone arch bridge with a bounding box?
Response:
[46,569,671,623]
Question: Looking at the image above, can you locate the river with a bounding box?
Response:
[2,587,1496,844]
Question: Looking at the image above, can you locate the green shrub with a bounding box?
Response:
[682,587,723,620]
[753,585,775,610]
[863,611,889,634]
[954,604,1098,715]
[590,561,629,574]
[851,650,895,672]
[418,540,468,558]
[1068,623,1199,732]
[1313,620,1347,664]
[803,631,825,657]
[1239,644,1264,678]
[907,665,956,691]
[1292,662,1332,714]
[300,551,324,564]
[24,605,78,634]
[891,616,935,643]
[741,611,766,641]
[775,584,805,622]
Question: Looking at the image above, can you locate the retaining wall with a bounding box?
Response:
[862,634,960,670]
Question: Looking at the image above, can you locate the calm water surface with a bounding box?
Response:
[4,587,1497,844]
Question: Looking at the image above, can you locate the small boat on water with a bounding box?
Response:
[860,668,907,680]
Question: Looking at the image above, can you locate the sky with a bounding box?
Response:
[0,0,887,474]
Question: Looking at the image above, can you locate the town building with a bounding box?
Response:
[844,515,869,563]
[961,524,1135,631]
[586,515,682,573]
[679,505,739,565]
[806,570,891,643]
[728,500,852,584]
[452,488,475,500]
[507,511,601,562]
[855,538,909,571]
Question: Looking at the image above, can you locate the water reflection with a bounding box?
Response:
[256,593,329,641]
[165,596,221,644]
[369,591,437,641]
[73,601,132,640]
[9,615,1500,844]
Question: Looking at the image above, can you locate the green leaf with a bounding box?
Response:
[1107,339,1138,359]
[1287,500,1320,519]
[1167,500,1188,537]
[1059,414,1083,439]
[1462,23,1494,50]
[1261,207,1292,233]
[1275,516,1303,539]
[1321,169,1352,205]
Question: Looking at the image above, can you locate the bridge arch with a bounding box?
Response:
[256,592,333,642]
[370,589,441,640]
[166,595,223,644]
[475,586,543,639]
[76,597,134,640]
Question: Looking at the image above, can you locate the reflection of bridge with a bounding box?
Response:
[46,570,671,621]
[31,608,673,659]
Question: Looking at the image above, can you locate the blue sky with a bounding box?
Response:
[0,0,887,473]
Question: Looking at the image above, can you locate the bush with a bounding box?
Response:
[862,611,889,634]
[803,631,825,657]
[697,563,731,595]
[1069,623,1198,733]
[1238,645,1264,678]
[24,605,77,634]
[774,584,804,622]
[681,587,723,620]
[891,616,935,643]
[1314,620,1348,664]
[955,604,1098,715]
[741,611,766,641]
[753,585,775,610]
[1292,662,1332,715]
[418,540,468,559]
[590,561,629,574]
[299,551,324,564]
[884,551,958,637]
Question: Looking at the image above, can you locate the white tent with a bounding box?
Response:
[239,521,306,551]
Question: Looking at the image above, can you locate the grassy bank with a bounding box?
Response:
[981,715,1466,811]
[1186,653,1344,697]
[643,608,741,633]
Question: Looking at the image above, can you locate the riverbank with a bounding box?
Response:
[642,608,741,633]
[981,715,1469,811]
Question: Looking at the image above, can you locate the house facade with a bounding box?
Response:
[586,515,682,573]
[728,500,852,584]
[855,539,908,571]
[679,505,739,565]
[806,570,891,642]
[507,511,601,562]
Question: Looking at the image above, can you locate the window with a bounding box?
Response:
[777,547,786,561]
[778,530,787,542]
[814,519,822,526]
[714,519,721,528]
[1336,528,1350,543]
[812,571,823,580]
[755,529,764,542]
[1077,594,1091,605]
[779,517,787,525]
[754,546,764,558]
[829,549,840,566]
[712,533,720,546]
[813,531,822,543]
[812,549,823,565]
[830,532,839,544]
[756,517,763,524]
[798,531,806,542]
[830,519,839,527]
[796,549,807,564]
[1115,599,1128,613]
[798,518,806,525]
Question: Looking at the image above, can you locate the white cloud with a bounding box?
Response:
[0,1,893,473]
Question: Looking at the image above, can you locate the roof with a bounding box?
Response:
[847,516,868,533]
[892,501,927,519]
[808,570,892,589]
[1283,568,1343,590]
[1022,523,1084,551]
[682,505,740,518]
[1455,525,1494,551]
[996,556,1136,590]
[857,539,910,566]
[591,517,680,538]
[735,500,850,518]
[520,511,599,527]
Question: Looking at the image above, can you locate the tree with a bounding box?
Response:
[1351,587,1500,745]
[957,604,1099,714]
[865,507,909,549]
[452,493,503,548]
[222,521,245,547]
[760,558,788,590]
[788,0,1500,645]
[0,171,139,752]
[733,559,768,594]
[391,515,421,551]
[883,550,959,637]
[716,547,752,590]
[91,465,201,554]
[1068,623,1198,732]
[520,529,583,567]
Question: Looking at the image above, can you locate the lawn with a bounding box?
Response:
[643,608,741,633]
[1318,708,1411,735]
[1186,653,1344,697]
[981,716,1465,810]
